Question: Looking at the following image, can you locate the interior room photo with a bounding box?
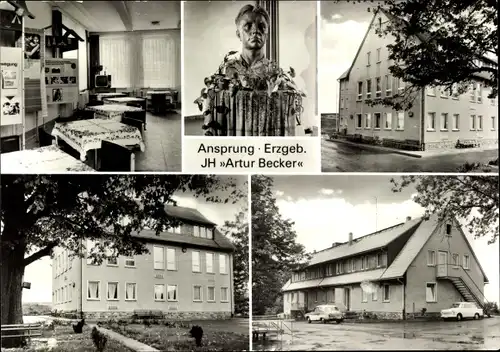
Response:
[183,0,318,137]
[0,0,181,172]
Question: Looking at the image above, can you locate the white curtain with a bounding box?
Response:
[88,282,99,299]
[154,246,164,269]
[206,253,213,273]
[192,252,200,271]
[194,286,201,301]
[155,285,165,300]
[108,283,118,299]
[126,283,136,300]
[167,285,177,301]
[99,35,134,88]
[140,33,177,88]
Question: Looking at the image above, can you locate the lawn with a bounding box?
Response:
[2,324,134,352]
[103,320,250,351]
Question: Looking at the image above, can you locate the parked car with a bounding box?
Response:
[304,304,345,324]
[441,302,484,321]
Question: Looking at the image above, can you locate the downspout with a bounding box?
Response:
[420,88,425,150]
[396,277,405,320]
[80,238,84,320]
[230,251,234,318]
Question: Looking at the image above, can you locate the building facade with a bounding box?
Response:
[52,205,235,320]
[338,9,498,150]
[282,214,489,320]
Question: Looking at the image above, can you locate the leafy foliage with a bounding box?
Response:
[390,175,499,243]
[251,175,310,315]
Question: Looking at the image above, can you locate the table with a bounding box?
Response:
[51,119,145,162]
[103,97,146,104]
[1,145,95,173]
[96,92,126,101]
[86,104,144,122]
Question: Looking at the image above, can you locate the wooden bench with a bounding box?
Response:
[1,323,43,340]
[132,310,164,319]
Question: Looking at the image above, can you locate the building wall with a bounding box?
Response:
[350,283,403,318]
[424,87,498,149]
[405,220,486,314]
[52,247,81,313]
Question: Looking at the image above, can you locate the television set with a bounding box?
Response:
[95,75,111,88]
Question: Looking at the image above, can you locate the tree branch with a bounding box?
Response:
[23,241,57,267]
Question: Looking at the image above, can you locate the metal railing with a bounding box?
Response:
[252,315,294,343]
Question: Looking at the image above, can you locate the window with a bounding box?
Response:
[356,114,362,128]
[440,87,448,98]
[362,289,368,302]
[99,35,133,88]
[453,114,460,130]
[221,287,229,302]
[207,286,215,302]
[125,283,137,301]
[492,116,496,130]
[219,254,227,274]
[427,250,436,266]
[426,86,436,96]
[452,253,459,266]
[62,287,65,302]
[376,48,381,62]
[383,284,390,302]
[107,282,118,300]
[441,113,448,131]
[451,83,459,99]
[377,253,383,267]
[69,286,72,301]
[166,248,176,270]
[140,33,178,89]
[446,224,452,235]
[470,84,475,102]
[385,75,392,96]
[471,115,476,130]
[87,281,100,300]
[397,112,404,130]
[397,78,405,91]
[171,225,181,234]
[426,283,437,302]
[351,259,355,272]
[372,288,378,301]
[206,253,214,273]
[154,284,165,301]
[365,113,371,128]
[193,285,202,301]
[192,251,201,272]
[477,115,483,130]
[194,226,200,237]
[463,255,470,269]
[427,112,436,130]
[367,51,371,66]
[361,256,365,270]
[477,83,482,103]
[86,240,98,265]
[366,79,372,99]
[374,113,381,129]
[125,256,135,267]
[68,254,72,269]
[207,228,214,239]
[384,112,392,129]
[167,285,178,301]
[106,249,118,266]
[375,77,381,97]
[357,82,363,100]
[153,246,164,270]
[378,17,382,30]
[200,226,207,238]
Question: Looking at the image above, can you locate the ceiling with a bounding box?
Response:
[47,1,180,33]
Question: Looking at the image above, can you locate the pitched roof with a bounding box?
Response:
[306,217,423,266]
[164,204,216,226]
[338,68,350,81]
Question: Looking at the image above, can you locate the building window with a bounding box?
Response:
[441,113,448,131]
[357,82,363,100]
[361,257,365,270]
[87,281,100,300]
[426,283,437,302]
[193,285,202,302]
[221,287,229,302]
[470,84,475,102]
[378,17,382,30]
[207,286,215,302]
[124,256,135,267]
[351,259,355,272]
[366,79,372,99]
[86,240,98,265]
[477,83,482,103]
[194,225,200,237]
[192,251,201,272]
[376,48,381,62]
[374,113,381,129]
[427,112,436,131]
[69,286,72,301]
[383,284,390,302]
[356,114,362,128]
[167,285,178,302]
[397,112,404,130]
[106,249,118,266]
[171,225,181,234]
[426,86,436,96]
[385,75,392,96]
[451,83,459,99]
[463,255,470,269]
[153,246,164,270]
[219,253,228,274]
[384,112,392,130]
[365,113,371,128]
[427,250,436,266]
[446,223,452,235]
[470,115,476,130]
[440,87,449,98]
[397,78,405,92]
[477,115,483,130]
[376,77,381,97]
[372,289,378,301]
[362,289,368,303]
[107,282,119,301]
[367,51,371,66]
[206,252,214,273]
[453,114,460,130]
[377,253,383,267]
[452,253,459,266]
[166,248,176,270]
[154,284,165,301]
[125,283,137,301]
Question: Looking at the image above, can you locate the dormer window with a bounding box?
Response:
[172,226,181,234]
[194,225,214,239]
[446,224,452,235]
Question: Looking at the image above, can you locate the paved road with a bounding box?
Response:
[253,317,500,350]
[321,140,499,172]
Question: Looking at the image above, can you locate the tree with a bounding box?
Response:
[390,175,499,244]
[339,0,498,110]
[251,175,309,316]
[221,207,249,316]
[0,175,244,347]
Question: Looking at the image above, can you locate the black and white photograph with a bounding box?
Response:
[60,76,69,85]
[319,0,498,172]
[50,76,64,85]
[24,33,41,60]
[2,97,21,116]
[251,174,499,350]
[184,1,318,137]
[69,76,76,85]
[1,174,250,351]
[52,88,62,103]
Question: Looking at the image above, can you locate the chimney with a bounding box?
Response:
[331,242,342,248]
[406,216,412,222]
[348,232,353,245]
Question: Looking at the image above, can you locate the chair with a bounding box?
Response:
[38,127,55,147]
[122,116,144,136]
[124,110,147,131]
[86,100,104,107]
[0,135,21,154]
[151,93,167,115]
[126,101,146,110]
[100,140,134,171]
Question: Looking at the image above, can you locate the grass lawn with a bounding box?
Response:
[2,325,134,352]
[104,320,249,351]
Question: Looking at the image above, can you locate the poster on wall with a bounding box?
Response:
[45,59,78,105]
[0,46,23,126]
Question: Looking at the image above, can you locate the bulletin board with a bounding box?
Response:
[45,58,78,105]
[0,46,23,126]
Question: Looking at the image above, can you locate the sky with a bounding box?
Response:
[22,175,248,303]
[270,175,499,305]
[319,1,378,114]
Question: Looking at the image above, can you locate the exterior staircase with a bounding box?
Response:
[449,277,484,309]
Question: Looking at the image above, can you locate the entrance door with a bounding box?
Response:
[437,251,448,277]
[344,288,351,310]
